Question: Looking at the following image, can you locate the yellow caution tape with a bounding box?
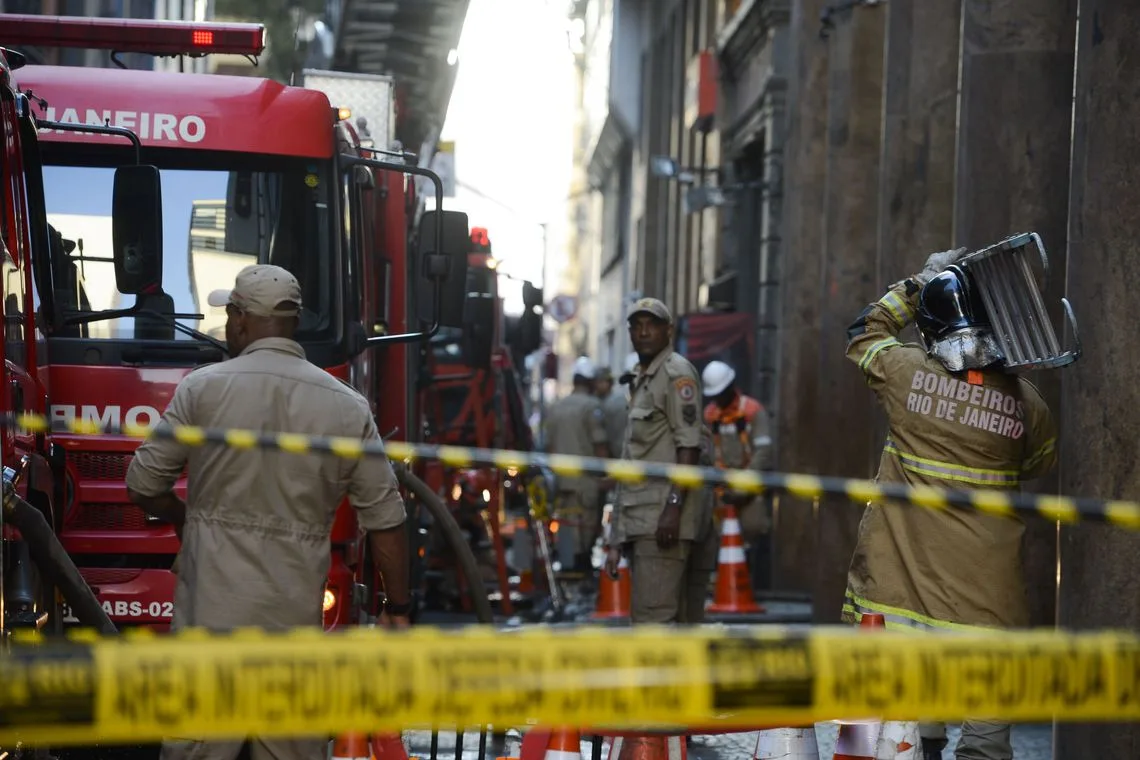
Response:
[526,476,550,521]
[6,412,1137,532]
[2,625,1140,745]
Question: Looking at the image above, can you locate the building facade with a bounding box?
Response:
[562,0,789,401]
[550,0,593,394]
[557,0,642,381]
[710,0,788,404]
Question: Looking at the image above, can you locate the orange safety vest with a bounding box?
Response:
[703,394,765,471]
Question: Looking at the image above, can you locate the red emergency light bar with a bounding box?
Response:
[0,14,265,57]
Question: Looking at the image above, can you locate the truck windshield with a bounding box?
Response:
[39,147,334,343]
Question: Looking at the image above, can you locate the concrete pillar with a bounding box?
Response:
[873,0,962,464]
[813,3,886,623]
[1056,3,1140,757]
[954,0,1076,628]
[771,0,828,595]
[876,0,961,284]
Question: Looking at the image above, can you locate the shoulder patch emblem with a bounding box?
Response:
[674,377,697,403]
[682,404,697,425]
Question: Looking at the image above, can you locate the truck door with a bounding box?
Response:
[343,164,376,407]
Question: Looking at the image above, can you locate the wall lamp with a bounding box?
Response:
[650,155,720,185]
[684,180,774,214]
[683,186,725,214]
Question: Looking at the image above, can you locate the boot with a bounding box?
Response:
[922,737,948,760]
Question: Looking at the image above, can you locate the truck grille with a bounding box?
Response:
[80,568,142,585]
[69,503,152,531]
[72,452,134,481]
[70,453,187,483]
[960,232,1082,372]
[64,452,186,532]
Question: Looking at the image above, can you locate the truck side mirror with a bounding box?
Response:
[505,280,543,355]
[112,165,163,295]
[522,281,543,309]
[462,286,495,369]
[415,209,470,329]
[515,308,542,355]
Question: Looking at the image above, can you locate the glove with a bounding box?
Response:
[916,247,967,286]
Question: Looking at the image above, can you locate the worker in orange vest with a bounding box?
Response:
[700,360,773,585]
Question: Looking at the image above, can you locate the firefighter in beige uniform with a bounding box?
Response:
[604,298,717,623]
[543,356,610,573]
[594,366,629,460]
[843,249,1057,760]
[126,265,411,760]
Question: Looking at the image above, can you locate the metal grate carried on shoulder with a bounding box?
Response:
[958,232,1082,372]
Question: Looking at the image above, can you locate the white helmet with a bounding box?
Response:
[623,351,639,374]
[572,356,596,379]
[701,360,736,397]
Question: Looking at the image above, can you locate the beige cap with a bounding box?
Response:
[627,297,672,324]
[207,264,302,318]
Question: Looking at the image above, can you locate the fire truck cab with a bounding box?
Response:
[0,15,466,632]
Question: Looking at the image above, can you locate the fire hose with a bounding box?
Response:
[3,466,117,635]
[394,465,495,624]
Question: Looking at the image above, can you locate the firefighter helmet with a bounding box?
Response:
[916,265,988,342]
[701,360,736,397]
[572,356,596,380]
[916,265,1005,371]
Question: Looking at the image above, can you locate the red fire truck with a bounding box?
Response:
[0,29,146,637]
[0,14,475,632]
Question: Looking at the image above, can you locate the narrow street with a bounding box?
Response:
[1,0,1138,756]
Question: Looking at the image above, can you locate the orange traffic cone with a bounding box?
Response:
[833,612,919,759]
[829,616,886,759]
[332,733,373,760]
[543,729,582,760]
[591,554,630,620]
[753,727,818,759]
[875,721,920,759]
[706,504,763,614]
[859,612,886,629]
[832,720,880,759]
[609,735,685,760]
[371,733,409,760]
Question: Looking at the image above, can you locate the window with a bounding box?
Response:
[40,146,335,347]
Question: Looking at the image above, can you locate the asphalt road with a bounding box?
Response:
[692,723,1053,759]
[403,723,1054,760]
